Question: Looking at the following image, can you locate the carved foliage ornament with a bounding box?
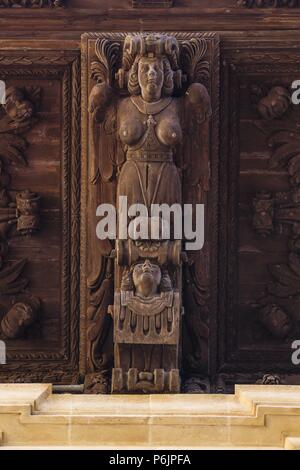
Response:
[0,86,41,341]
[0,0,64,7]
[252,112,300,340]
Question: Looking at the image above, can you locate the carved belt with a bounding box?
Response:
[126,151,173,162]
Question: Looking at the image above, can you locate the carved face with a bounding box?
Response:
[1,303,35,339]
[138,57,164,102]
[261,304,292,339]
[132,260,162,298]
[4,88,33,122]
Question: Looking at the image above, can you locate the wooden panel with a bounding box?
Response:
[0,2,299,393]
[216,36,300,391]
[0,42,80,384]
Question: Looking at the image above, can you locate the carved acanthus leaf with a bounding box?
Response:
[268,252,300,298]
[256,122,300,186]
[268,131,300,185]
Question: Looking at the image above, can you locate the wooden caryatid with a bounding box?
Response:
[86,32,214,394]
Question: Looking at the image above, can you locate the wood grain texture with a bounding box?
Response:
[0,1,299,392]
[0,42,80,384]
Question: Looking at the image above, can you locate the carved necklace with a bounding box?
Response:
[131,96,173,116]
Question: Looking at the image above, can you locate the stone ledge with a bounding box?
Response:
[285,437,300,450]
[0,384,299,449]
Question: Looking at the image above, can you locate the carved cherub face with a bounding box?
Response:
[4,88,33,122]
[138,56,164,102]
[261,304,292,339]
[132,259,162,298]
[1,302,35,339]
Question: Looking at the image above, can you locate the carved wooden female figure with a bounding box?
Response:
[87,33,212,393]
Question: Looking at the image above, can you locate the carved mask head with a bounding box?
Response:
[260,304,292,340]
[4,87,34,122]
[132,259,162,298]
[1,302,36,339]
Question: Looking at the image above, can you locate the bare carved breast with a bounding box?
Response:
[118,97,182,152]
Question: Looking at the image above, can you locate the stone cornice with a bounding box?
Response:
[0,384,300,448]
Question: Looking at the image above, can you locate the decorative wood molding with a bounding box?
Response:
[0,86,42,344]
[0,0,64,7]
[217,41,300,393]
[0,49,80,383]
[237,0,300,7]
[132,0,173,7]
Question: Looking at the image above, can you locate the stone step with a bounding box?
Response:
[0,384,299,449]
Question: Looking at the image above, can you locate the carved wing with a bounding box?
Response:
[87,39,124,377]
[179,38,212,373]
[88,39,124,263]
[180,38,212,201]
[90,39,123,184]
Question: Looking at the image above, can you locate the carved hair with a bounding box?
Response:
[128,56,174,97]
[160,269,173,292]
[121,268,134,291]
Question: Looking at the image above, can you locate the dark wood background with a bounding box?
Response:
[0,0,299,391]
